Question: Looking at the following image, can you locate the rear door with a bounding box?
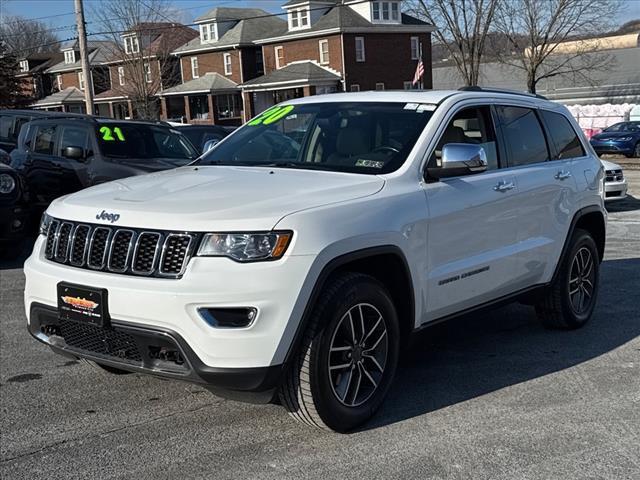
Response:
[25,123,61,208]
[423,104,520,320]
[495,105,579,289]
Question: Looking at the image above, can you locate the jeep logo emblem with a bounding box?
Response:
[96,210,120,223]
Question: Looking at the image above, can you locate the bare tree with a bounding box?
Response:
[90,0,192,119]
[0,16,60,55]
[408,0,499,86]
[493,0,622,94]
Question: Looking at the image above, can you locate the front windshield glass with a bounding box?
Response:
[96,123,198,165]
[196,102,434,174]
[604,122,640,133]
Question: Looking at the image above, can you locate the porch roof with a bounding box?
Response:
[32,87,85,107]
[241,61,341,91]
[159,72,239,96]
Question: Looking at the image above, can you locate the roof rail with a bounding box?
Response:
[458,86,548,100]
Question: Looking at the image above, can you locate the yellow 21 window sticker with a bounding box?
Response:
[100,126,126,141]
[247,105,295,126]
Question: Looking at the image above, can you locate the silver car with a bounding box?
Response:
[601,159,628,201]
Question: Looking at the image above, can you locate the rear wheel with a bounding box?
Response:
[535,229,599,329]
[279,273,400,432]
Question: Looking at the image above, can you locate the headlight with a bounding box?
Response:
[39,213,52,236]
[0,173,16,194]
[197,231,292,262]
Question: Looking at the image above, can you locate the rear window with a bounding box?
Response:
[540,110,585,159]
[496,106,549,167]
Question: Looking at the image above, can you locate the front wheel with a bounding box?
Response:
[280,273,400,432]
[626,142,640,158]
[535,228,600,329]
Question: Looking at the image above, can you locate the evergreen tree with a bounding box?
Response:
[0,42,31,108]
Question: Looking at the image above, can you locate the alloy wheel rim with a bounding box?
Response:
[568,246,595,315]
[327,303,388,407]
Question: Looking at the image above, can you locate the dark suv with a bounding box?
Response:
[10,117,199,218]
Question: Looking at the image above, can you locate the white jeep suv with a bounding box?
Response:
[25,89,606,431]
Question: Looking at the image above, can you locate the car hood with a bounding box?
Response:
[591,132,635,141]
[600,159,622,171]
[109,157,194,171]
[48,165,385,231]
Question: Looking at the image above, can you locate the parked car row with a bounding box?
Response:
[0,109,235,253]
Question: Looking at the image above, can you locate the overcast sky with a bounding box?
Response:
[2,0,639,40]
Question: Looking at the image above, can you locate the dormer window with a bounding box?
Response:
[289,8,309,30]
[19,60,29,72]
[64,50,75,64]
[200,23,217,43]
[124,36,139,54]
[372,1,400,22]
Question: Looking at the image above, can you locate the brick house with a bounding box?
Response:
[14,52,63,103]
[160,7,286,125]
[242,0,435,119]
[32,40,112,112]
[94,23,198,119]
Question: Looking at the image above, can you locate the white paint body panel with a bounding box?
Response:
[24,90,606,369]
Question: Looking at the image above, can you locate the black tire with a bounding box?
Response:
[535,228,600,329]
[82,358,132,375]
[279,272,400,432]
[626,142,640,158]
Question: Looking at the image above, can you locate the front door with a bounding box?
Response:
[423,105,520,321]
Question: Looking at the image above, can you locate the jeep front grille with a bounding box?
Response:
[44,219,199,278]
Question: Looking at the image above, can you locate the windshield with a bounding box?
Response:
[96,123,198,165]
[196,102,434,174]
[604,122,640,133]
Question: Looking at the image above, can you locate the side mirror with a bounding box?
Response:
[427,143,487,179]
[202,139,219,153]
[62,145,85,161]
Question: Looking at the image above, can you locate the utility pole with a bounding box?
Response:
[75,0,94,114]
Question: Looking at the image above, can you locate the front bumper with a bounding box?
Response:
[604,179,628,201]
[24,235,317,370]
[590,141,634,155]
[28,302,282,402]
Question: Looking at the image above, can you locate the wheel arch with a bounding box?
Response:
[282,246,415,365]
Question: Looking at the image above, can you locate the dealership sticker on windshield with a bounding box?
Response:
[417,104,437,113]
[404,103,419,110]
[99,126,126,141]
[248,105,295,126]
[355,159,384,168]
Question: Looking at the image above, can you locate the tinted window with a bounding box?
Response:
[604,122,640,132]
[430,106,499,170]
[197,102,433,174]
[33,125,57,155]
[59,126,89,156]
[0,116,13,142]
[540,110,585,159]
[496,106,549,167]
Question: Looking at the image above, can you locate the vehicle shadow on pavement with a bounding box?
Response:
[0,237,36,271]
[362,257,640,432]
[606,194,640,213]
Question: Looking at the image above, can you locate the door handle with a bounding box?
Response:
[555,170,572,180]
[493,181,515,192]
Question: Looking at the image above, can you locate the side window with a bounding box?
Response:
[430,106,499,170]
[496,106,549,167]
[33,125,57,155]
[540,110,585,159]
[58,126,89,156]
[0,115,13,142]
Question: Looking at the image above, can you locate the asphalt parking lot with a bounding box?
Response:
[1,173,639,480]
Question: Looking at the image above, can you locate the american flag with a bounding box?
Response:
[412,58,424,86]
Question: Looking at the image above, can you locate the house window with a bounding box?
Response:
[124,36,139,54]
[200,23,216,43]
[57,74,62,90]
[350,84,360,92]
[19,60,29,72]
[78,71,84,91]
[411,37,420,60]
[64,50,75,64]
[191,57,199,78]
[118,66,125,86]
[355,37,365,62]
[319,40,329,65]
[403,81,413,90]
[376,82,385,90]
[256,49,264,74]
[223,53,232,75]
[216,93,242,119]
[144,63,151,83]
[372,2,400,22]
[316,85,337,95]
[289,8,309,30]
[275,46,284,69]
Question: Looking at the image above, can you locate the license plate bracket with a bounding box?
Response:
[57,282,110,328]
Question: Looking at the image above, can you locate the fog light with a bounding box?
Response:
[198,307,257,328]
